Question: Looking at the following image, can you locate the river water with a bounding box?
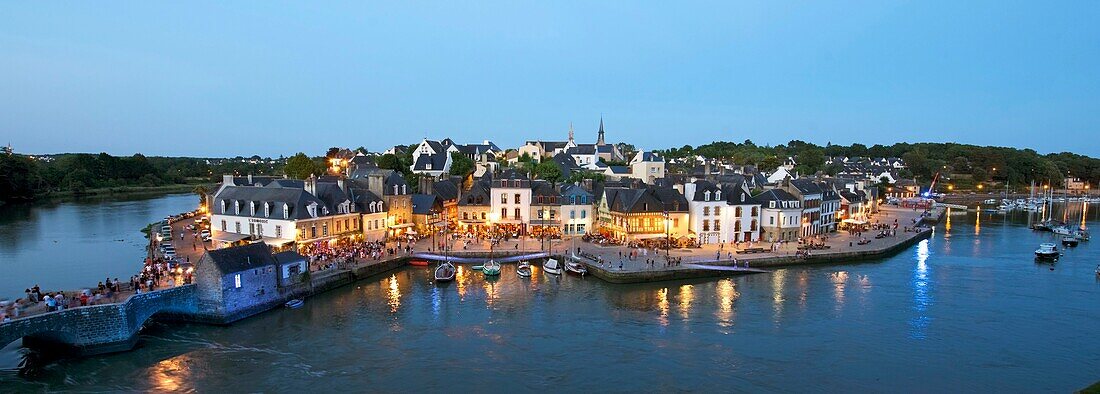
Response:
[1,196,1098,392]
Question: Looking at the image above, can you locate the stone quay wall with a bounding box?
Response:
[0,285,197,356]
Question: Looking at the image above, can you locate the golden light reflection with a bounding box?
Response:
[148,355,192,393]
[716,279,739,327]
[657,288,669,327]
[456,265,467,299]
[944,212,951,233]
[678,284,694,320]
[832,271,849,309]
[483,280,498,307]
[1082,201,1089,229]
[797,270,809,309]
[386,274,401,313]
[771,269,787,319]
[974,211,981,236]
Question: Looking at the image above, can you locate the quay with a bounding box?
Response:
[1,206,944,356]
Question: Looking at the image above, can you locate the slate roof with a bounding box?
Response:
[689,180,722,202]
[608,166,631,175]
[790,179,824,195]
[432,179,459,201]
[634,151,663,162]
[604,186,687,214]
[203,243,276,274]
[754,188,800,204]
[266,179,305,189]
[345,179,385,212]
[383,171,409,196]
[566,145,597,155]
[313,182,350,212]
[413,153,448,171]
[722,183,759,205]
[459,180,491,206]
[411,194,441,215]
[215,185,326,220]
[273,250,308,266]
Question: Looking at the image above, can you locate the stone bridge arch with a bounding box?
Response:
[0,285,197,356]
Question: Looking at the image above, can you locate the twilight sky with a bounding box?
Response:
[2,1,1098,157]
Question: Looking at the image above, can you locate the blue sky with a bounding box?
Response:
[2,1,1098,157]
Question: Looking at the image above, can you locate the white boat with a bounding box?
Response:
[543,258,563,275]
[1052,226,1073,236]
[516,261,532,278]
[1061,237,1079,247]
[1034,243,1059,260]
[1074,230,1090,241]
[434,262,456,282]
[285,299,304,309]
[482,260,501,276]
[565,259,587,276]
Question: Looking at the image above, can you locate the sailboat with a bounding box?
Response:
[434,261,456,282]
[543,258,563,275]
[482,260,501,276]
[516,261,532,278]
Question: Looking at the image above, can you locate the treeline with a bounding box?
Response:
[661,140,1100,188]
[0,153,281,202]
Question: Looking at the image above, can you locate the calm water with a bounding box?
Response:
[1,198,1099,392]
[0,193,198,299]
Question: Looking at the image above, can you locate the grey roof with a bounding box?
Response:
[596,145,615,154]
[433,179,459,201]
[560,183,593,198]
[754,188,800,203]
[566,145,597,155]
[216,185,326,220]
[413,153,448,171]
[722,183,759,205]
[411,194,441,215]
[635,151,662,162]
[790,179,823,195]
[227,176,277,187]
[497,168,529,181]
[203,243,276,274]
[313,182,350,212]
[266,179,304,189]
[603,186,687,214]
[459,180,491,206]
[689,180,722,202]
[384,171,408,195]
[345,179,385,212]
[531,180,559,202]
[273,250,308,266]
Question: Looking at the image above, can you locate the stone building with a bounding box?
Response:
[194,243,282,323]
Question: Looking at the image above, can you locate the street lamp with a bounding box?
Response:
[663,210,670,259]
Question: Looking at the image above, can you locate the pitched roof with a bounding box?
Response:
[566,144,597,155]
[604,186,687,214]
[411,194,441,215]
[203,243,276,274]
[459,180,491,206]
[754,188,800,204]
[790,179,823,195]
[215,185,326,220]
[722,183,759,205]
[412,153,448,171]
[432,179,459,201]
[273,250,308,265]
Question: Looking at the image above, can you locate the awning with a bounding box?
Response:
[260,237,295,247]
[841,219,867,225]
[407,229,418,235]
[389,223,415,229]
[211,232,250,243]
[631,233,667,240]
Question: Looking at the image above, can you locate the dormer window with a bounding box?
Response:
[715,190,721,200]
[393,185,398,195]
[283,204,290,219]
[704,191,711,201]
[307,203,317,218]
[234,201,241,215]
[250,202,256,216]
[221,200,227,213]
[770,201,776,208]
[402,185,407,194]
[264,202,270,217]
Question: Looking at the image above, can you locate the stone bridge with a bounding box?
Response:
[0,285,197,356]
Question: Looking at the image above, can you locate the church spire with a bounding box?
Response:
[568,122,574,142]
[597,115,606,146]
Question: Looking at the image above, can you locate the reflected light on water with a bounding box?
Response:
[771,269,787,320]
[974,211,981,236]
[657,288,669,328]
[148,355,192,393]
[456,266,467,299]
[715,279,739,328]
[831,271,849,310]
[386,274,401,313]
[484,280,498,307]
[678,284,694,320]
[944,212,951,234]
[909,239,933,339]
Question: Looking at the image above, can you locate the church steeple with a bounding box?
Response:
[596,115,606,146]
[568,122,574,142]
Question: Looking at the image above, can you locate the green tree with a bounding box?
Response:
[533,160,564,184]
[377,154,403,171]
[283,153,319,179]
[449,152,475,176]
[193,185,211,205]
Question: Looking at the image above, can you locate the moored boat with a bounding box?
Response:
[1034,243,1059,260]
[409,260,430,267]
[543,258,563,275]
[1061,237,1079,247]
[516,261,532,278]
[565,259,587,276]
[482,260,501,276]
[285,299,304,309]
[435,262,457,282]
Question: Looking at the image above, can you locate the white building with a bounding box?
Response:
[683,180,762,245]
[755,188,802,242]
[630,151,665,184]
[490,169,533,234]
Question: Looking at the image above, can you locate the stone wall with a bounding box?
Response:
[0,285,197,356]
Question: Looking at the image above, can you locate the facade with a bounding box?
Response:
[755,189,802,242]
[210,180,360,251]
[193,243,282,319]
[819,184,841,233]
[345,178,388,242]
[490,169,533,235]
[410,194,444,235]
[721,183,761,243]
[777,178,823,238]
[457,178,492,234]
[529,180,561,237]
[629,151,666,184]
[598,186,690,244]
[683,180,761,244]
[560,183,594,236]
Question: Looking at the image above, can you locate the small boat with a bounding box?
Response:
[285,299,304,309]
[516,261,532,278]
[1074,230,1090,241]
[543,258,563,275]
[482,260,501,276]
[1034,243,1059,260]
[408,260,430,267]
[1061,237,1079,247]
[434,262,456,282]
[565,260,587,276]
[1052,226,1073,236]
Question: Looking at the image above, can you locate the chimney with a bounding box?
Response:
[305,175,317,196]
[704,160,711,177]
[247,174,253,184]
[368,173,384,196]
[223,174,235,186]
[683,182,696,201]
[419,177,434,195]
[337,179,345,192]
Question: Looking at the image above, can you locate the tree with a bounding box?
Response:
[759,156,782,171]
[449,152,475,176]
[193,185,210,206]
[533,160,563,184]
[376,154,403,171]
[283,153,320,179]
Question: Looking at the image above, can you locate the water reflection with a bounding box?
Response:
[678,285,694,320]
[974,211,981,236]
[147,354,192,393]
[657,288,669,328]
[771,269,787,322]
[385,274,401,313]
[909,239,933,339]
[831,271,849,311]
[715,279,739,328]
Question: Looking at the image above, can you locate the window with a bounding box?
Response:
[752,207,758,216]
[734,221,741,232]
[311,225,317,238]
[235,222,241,233]
[221,220,227,232]
[276,225,282,239]
[514,208,521,219]
[221,200,227,213]
[703,206,710,216]
[501,193,507,204]
[570,210,576,219]
[463,212,469,220]
[538,210,544,219]
[514,193,521,204]
[284,204,290,219]
[715,191,721,200]
[736,207,742,217]
[550,209,556,219]
[481,212,486,220]
[770,216,775,225]
[704,191,711,201]
[702,220,710,231]
[264,202,270,217]
[673,218,679,227]
[714,206,721,216]
[235,201,241,215]
[234,274,242,289]
[714,220,720,231]
[257,224,264,237]
[581,210,586,219]
[323,223,329,236]
[249,222,255,235]
[501,208,507,219]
